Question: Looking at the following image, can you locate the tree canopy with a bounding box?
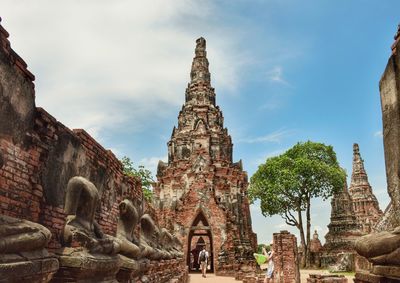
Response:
[249,141,346,266]
[121,156,154,202]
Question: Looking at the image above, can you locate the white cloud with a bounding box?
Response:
[1,1,250,137]
[139,155,168,177]
[266,66,289,85]
[239,129,294,144]
[374,131,383,138]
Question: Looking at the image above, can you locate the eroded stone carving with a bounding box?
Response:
[140,214,161,260]
[355,226,400,267]
[172,235,184,258]
[0,214,59,282]
[0,214,52,255]
[62,176,119,254]
[116,199,141,259]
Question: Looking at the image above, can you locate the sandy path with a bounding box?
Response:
[189,270,354,282]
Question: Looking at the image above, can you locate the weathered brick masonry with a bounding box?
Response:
[0,18,186,282]
[154,37,257,276]
[272,231,300,283]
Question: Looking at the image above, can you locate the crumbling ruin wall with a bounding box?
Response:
[0,19,187,283]
[0,20,147,251]
[273,231,300,283]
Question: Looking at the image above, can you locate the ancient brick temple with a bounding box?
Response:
[322,143,383,271]
[348,143,382,233]
[154,38,257,275]
[322,180,363,269]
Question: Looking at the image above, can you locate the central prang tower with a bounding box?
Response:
[154,38,257,275]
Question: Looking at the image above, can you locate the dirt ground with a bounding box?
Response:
[189,269,355,282]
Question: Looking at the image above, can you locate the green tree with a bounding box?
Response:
[257,243,269,254]
[121,156,154,202]
[249,141,345,267]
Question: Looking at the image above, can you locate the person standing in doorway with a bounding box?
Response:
[198,246,209,278]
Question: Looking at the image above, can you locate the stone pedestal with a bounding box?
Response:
[307,274,348,283]
[0,256,59,283]
[116,256,150,283]
[52,248,120,283]
[372,265,400,278]
[355,270,400,283]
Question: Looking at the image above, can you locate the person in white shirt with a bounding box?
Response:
[262,242,275,283]
[198,246,209,278]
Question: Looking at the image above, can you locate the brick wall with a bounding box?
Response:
[0,18,189,283]
[0,19,144,251]
[273,231,300,283]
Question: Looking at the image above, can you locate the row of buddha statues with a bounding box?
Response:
[62,176,183,260]
[0,176,183,268]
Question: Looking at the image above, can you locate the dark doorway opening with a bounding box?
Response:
[187,211,214,273]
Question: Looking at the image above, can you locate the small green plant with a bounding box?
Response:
[121,156,154,202]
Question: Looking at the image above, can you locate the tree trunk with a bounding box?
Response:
[306,196,311,268]
[297,208,307,268]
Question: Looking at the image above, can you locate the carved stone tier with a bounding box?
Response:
[52,248,120,282]
[0,257,59,283]
[355,270,400,283]
[115,255,149,283]
[0,214,59,283]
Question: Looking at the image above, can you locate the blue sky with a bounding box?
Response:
[2,0,399,244]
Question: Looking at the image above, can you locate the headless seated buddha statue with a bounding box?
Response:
[153,226,170,260]
[0,151,52,260]
[62,176,119,254]
[0,214,52,258]
[139,214,161,260]
[160,228,175,259]
[116,199,141,259]
[172,235,184,258]
[355,226,400,266]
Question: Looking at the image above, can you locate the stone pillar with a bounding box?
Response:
[273,230,300,283]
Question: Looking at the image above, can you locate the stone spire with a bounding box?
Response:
[350,143,369,186]
[190,37,210,85]
[348,143,382,233]
[185,37,215,105]
[155,38,256,274]
[323,180,363,263]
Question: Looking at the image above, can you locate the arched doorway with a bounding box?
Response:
[187,211,214,273]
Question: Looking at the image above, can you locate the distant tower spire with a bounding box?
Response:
[348,143,382,233]
[190,37,211,85]
[185,37,215,105]
[350,143,368,185]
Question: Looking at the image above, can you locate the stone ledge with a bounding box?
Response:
[0,257,59,283]
[355,270,400,283]
[373,265,400,278]
[52,248,120,283]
